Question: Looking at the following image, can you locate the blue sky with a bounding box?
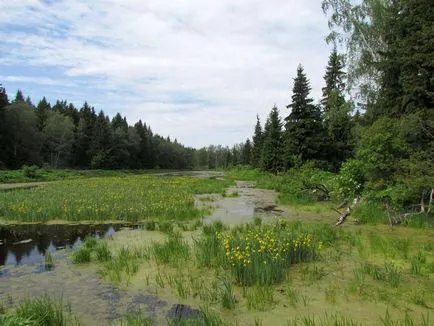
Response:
[0,0,332,148]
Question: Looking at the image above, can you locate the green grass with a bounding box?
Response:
[99,246,149,285]
[0,168,182,184]
[352,202,389,224]
[220,279,236,310]
[95,242,112,262]
[71,246,92,264]
[44,252,54,270]
[0,175,233,222]
[0,295,79,326]
[152,232,190,266]
[245,285,275,311]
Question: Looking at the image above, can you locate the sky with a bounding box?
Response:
[0,0,332,148]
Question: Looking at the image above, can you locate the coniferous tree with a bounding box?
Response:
[89,110,112,168]
[284,65,325,168]
[36,97,51,132]
[322,49,354,171]
[14,90,25,103]
[251,115,264,168]
[321,48,346,113]
[242,138,252,165]
[261,106,283,173]
[0,85,9,167]
[0,85,8,110]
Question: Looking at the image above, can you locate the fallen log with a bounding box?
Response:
[335,207,351,226]
[334,197,359,226]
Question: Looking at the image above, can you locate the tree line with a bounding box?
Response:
[0,87,253,170]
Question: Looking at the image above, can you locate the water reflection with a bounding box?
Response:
[0,223,138,267]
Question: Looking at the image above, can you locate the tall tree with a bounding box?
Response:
[0,84,8,109]
[3,102,40,167]
[43,111,75,168]
[35,97,51,132]
[14,90,25,103]
[284,65,325,168]
[322,49,354,170]
[322,0,393,103]
[242,138,252,165]
[251,115,264,168]
[0,85,9,167]
[89,110,112,168]
[261,106,283,173]
[321,48,346,113]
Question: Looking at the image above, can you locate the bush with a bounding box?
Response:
[334,159,365,200]
[22,165,40,179]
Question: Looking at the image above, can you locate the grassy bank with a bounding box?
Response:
[225,167,434,228]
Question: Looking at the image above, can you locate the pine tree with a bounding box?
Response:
[0,85,8,110]
[14,90,25,103]
[261,106,283,173]
[322,49,353,171]
[0,85,9,167]
[284,65,325,168]
[321,48,346,113]
[251,115,264,168]
[36,97,51,131]
[242,138,252,165]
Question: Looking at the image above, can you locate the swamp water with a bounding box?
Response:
[0,223,201,325]
[0,183,289,325]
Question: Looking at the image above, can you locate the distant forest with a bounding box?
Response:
[0,88,252,170]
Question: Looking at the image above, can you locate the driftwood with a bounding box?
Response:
[334,197,359,226]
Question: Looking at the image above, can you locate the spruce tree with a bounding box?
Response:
[0,85,8,110]
[322,49,353,171]
[0,85,9,167]
[284,65,325,168]
[14,90,25,103]
[36,97,51,131]
[321,48,346,113]
[251,115,264,168]
[242,138,252,165]
[261,106,283,173]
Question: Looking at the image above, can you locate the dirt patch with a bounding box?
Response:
[0,182,50,192]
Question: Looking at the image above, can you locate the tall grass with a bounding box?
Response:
[0,175,233,222]
[352,202,389,224]
[220,279,236,310]
[219,221,323,286]
[153,232,190,266]
[99,246,148,285]
[0,295,79,326]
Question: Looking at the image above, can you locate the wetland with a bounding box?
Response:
[0,171,433,325]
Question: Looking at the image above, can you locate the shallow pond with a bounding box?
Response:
[0,223,140,269]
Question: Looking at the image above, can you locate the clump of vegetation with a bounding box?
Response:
[44,252,54,270]
[153,232,190,266]
[0,295,79,326]
[95,242,112,262]
[71,246,92,264]
[219,222,322,286]
[99,246,149,285]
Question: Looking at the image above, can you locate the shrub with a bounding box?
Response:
[22,165,40,179]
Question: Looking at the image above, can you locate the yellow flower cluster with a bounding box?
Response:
[219,224,322,268]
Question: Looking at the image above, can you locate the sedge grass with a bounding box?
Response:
[0,175,233,222]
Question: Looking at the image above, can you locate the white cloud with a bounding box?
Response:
[0,0,331,147]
